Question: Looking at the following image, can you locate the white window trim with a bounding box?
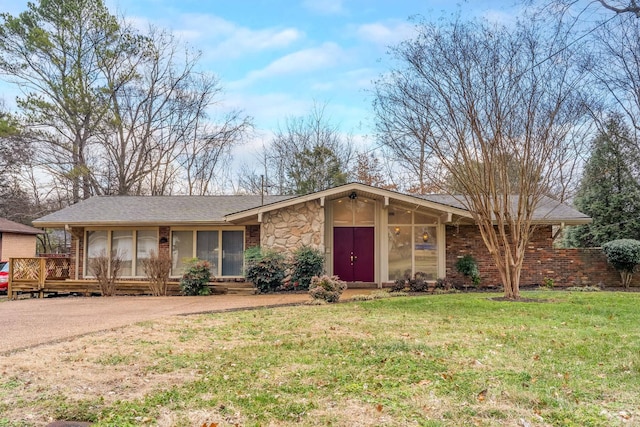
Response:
[84,228,158,279]
[170,227,245,279]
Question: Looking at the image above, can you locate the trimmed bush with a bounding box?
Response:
[290,245,324,290]
[141,250,172,296]
[391,278,407,292]
[89,249,123,296]
[602,239,640,288]
[435,277,453,290]
[309,275,347,303]
[244,248,287,293]
[455,254,481,286]
[409,276,429,292]
[179,258,211,296]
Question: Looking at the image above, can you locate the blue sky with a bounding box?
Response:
[1,0,521,156]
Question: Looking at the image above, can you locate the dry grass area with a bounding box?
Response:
[1,291,639,426]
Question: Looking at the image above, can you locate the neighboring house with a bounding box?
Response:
[33,183,593,287]
[0,218,44,260]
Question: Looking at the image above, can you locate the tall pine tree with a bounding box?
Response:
[566,115,640,247]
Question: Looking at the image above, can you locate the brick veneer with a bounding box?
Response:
[158,226,170,258]
[245,225,260,249]
[446,224,636,287]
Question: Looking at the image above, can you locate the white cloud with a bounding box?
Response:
[302,0,345,15]
[356,21,418,47]
[224,92,314,125]
[231,42,346,88]
[125,13,303,60]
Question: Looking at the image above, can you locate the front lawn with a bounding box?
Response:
[1,291,638,426]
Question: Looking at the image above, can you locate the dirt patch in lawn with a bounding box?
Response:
[1,316,224,425]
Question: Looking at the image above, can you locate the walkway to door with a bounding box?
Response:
[0,290,372,354]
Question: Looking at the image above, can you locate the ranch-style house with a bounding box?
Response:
[32,183,598,289]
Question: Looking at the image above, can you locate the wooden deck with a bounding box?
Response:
[6,257,257,299]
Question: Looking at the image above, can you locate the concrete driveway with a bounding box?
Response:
[0,290,370,355]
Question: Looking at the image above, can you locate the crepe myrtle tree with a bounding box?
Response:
[374,16,592,299]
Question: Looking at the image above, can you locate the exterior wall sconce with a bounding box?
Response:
[394,226,401,236]
[422,231,429,242]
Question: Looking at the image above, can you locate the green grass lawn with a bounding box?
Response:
[1,291,639,426]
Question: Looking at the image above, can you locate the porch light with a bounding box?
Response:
[422,231,429,242]
[394,226,401,235]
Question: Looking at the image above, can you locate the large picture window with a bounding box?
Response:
[387,206,438,281]
[86,231,108,276]
[136,230,159,276]
[85,229,158,278]
[171,229,244,277]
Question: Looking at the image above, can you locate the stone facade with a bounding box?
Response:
[446,224,636,287]
[261,200,324,252]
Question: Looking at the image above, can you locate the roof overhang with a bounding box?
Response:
[32,220,230,228]
[224,182,473,223]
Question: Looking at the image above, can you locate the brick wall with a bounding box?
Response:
[1,233,38,260]
[158,226,170,258]
[245,225,260,249]
[446,225,633,288]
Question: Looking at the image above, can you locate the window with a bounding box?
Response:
[86,230,108,276]
[112,231,133,276]
[332,197,375,226]
[172,231,193,275]
[197,231,219,273]
[136,230,158,276]
[85,229,158,278]
[387,206,438,281]
[222,231,243,276]
[171,229,244,277]
[388,225,412,281]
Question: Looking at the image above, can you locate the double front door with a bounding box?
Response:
[333,227,374,282]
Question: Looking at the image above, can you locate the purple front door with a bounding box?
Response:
[333,227,374,282]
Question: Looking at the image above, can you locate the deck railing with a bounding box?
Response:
[8,257,71,298]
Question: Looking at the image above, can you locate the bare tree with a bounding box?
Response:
[96,28,251,196]
[374,86,439,194]
[0,0,132,202]
[597,0,640,16]
[1,2,249,200]
[267,102,352,195]
[374,17,592,299]
[350,151,397,190]
[180,110,252,195]
[587,13,640,143]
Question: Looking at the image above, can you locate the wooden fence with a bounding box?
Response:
[6,257,256,298]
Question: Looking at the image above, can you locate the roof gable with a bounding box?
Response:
[224,182,474,222]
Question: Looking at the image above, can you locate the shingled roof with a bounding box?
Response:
[0,218,43,235]
[33,195,294,227]
[33,184,591,227]
[418,194,591,223]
